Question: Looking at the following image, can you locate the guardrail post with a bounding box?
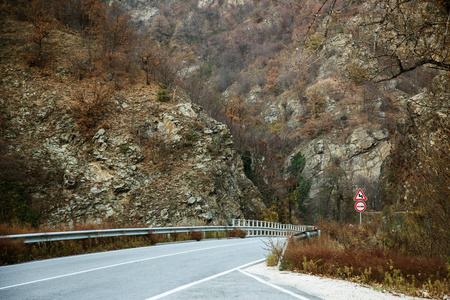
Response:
[265,221,267,235]
[252,220,255,236]
[264,221,269,235]
[258,221,261,234]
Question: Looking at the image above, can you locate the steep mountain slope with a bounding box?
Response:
[0,16,264,227]
[111,0,445,220]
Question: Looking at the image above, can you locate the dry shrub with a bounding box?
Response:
[0,223,41,235]
[149,233,165,245]
[346,61,369,84]
[190,231,203,241]
[0,238,28,265]
[70,83,112,139]
[204,230,228,239]
[230,228,247,238]
[265,238,286,267]
[0,235,160,265]
[281,221,449,298]
[171,232,191,242]
[299,117,320,137]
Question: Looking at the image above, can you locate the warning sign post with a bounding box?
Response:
[354,189,367,201]
[354,189,367,225]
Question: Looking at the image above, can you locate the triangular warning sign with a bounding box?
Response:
[354,189,367,201]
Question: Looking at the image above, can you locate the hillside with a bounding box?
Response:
[112,0,448,218]
[0,11,264,227]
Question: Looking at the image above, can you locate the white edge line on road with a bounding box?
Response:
[146,258,266,300]
[0,240,260,291]
[238,269,312,300]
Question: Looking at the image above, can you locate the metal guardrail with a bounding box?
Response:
[294,230,321,240]
[232,219,316,237]
[1,219,318,244]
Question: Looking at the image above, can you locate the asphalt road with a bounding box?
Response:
[0,237,320,299]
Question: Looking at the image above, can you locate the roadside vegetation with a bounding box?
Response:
[0,223,247,265]
[268,219,449,299]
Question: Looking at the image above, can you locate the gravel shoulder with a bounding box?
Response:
[244,263,424,300]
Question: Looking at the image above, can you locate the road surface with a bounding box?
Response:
[0,237,319,299]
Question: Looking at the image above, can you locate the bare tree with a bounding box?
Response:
[361,0,450,81]
[25,0,56,66]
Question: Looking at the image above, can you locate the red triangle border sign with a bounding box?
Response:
[354,189,367,201]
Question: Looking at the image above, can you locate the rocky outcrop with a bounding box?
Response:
[1,64,264,227]
[57,98,263,227]
[376,74,450,208]
[198,0,248,9]
[296,125,390,199]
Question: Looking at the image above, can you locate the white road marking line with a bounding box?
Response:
[146,258,266,300]
[0,240,259,291]
[238,269,312,300]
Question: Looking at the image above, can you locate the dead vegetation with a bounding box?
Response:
[0,225,246,265]
[276,221,449,299]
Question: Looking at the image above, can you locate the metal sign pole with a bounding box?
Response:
[360,212,362,225]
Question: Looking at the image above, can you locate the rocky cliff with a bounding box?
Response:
[1,55,264,227]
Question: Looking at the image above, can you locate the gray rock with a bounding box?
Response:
[160,209,169,220]
[200,211,213,221]
[187,197,197,205]
[63,173,77,189]
[113,183,131,194]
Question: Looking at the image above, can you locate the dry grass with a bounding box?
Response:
[230,228,247,238]
[189,231,203,241]
[0,235,157,265]
[0,225,244,265]
[264,238,286,267]
[0,222,145,236]
[0,231,202,265]
[277,221,449,299]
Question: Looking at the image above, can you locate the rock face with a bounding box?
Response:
[297,126,390,198]
[376,74,450,208]
[62,99,263,227]
[1,65,264,227]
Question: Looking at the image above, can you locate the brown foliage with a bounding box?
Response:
[23,0,56,67]
[137,40,178,88]
[281,221,449,297]
[1,234,161,265]
[230,228,247,238]
[70,84,112,139]
[0,238,28,265]
[190,231,203,241]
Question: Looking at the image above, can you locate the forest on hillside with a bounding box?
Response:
[0,0,448,260]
